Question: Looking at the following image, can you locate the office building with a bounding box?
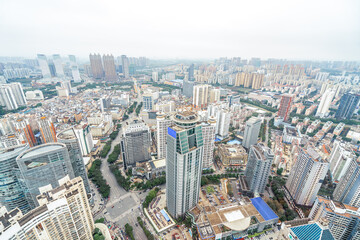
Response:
[57,128,91,193]
[193,84,209,108]
[309,196,360,240]
[16,143,75,208]
[100,97,111,112]
[242,117,261,149]
[143,94,154,110]
[183,80,194,98]
[89,53,104,79]
[14,118,37,147]
[52,54,64,78]
[1,177,94,240]
[333,159,360,207]
[103,54,117,81]
[121,55,130,79]
[188,64,194,80]
[74,124,94,156]
[286,147,329,206]
[156,112,172,159]
[329,140,356,183]
[335,93,360,120]
[316,89,335,118]
[166,111,204,218]
[37,54,51,78]
[278,94,293,121]
[201,117,216,169]
[38,116,57,143]
[121,121,151,168]
[0,145,31,213]
[245,143,273,195]
[152,71,159,82]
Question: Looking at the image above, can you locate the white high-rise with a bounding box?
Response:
[152,71,159,82]
[74,124,94,156]
[0,83,26,110]
[286,147,329,206]
[209,88,221,103]
[193,84,209,108]
[37,54,51,78]
[201,117,216,169]
[242,117,262,149]
[8,82,27,106]
[156,112,172,159]
[329,140,356,183]
[218,110,231,137]
[316,89,335,118]
[121,55,130,78]
[52,54,65,78]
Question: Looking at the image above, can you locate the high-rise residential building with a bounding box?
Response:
[286,147,329,206]
[218,110,231,137]
[103,54,117,81]
[47,60,57,77]
[193,84,209,108]
[0,144,31,213]
[245,143,273,195]
[251,73,264,89]
[15,143,75,208]
[57,128,91,193]
[71,65,82,82]
[209,88,220,103]
[201,117,216,169]
[121,55,130,79]
[156,112,172,159]
[309,196,360,240]
[89,53,104,79]
[100,97,111,112]
[52,54,65,78]
[242,117,261,149]
[143,94,154,111]
[38,116,57,143]
[1,177,94,240]
[316,89,335,118]
[121,121,151,168]
[74,124,94,156]
[188,64,194,80]
[166,111,204,218]
[152,71,159,82]
[68,54,77,65]
[14,118,37,147]
[333,159,360,207]
[8,82,26,107]
[183,80,194,98]
[277,94,294,121]
[37,54,51,78]
[329,140,356,183]
[335,93,360,120]
[0,85,18,110]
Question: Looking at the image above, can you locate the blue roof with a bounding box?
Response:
[290,223,334,240]
[160,209,170,222]
[250,197,278,221]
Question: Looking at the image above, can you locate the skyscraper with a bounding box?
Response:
[245,143,273,195]
[242,117,261,149]
[333,159,360,207]
[14,118,37,147]
[89,53,104,79]
[209,88,220,103]
[121,55,130,79]
[0,144,30,213]
[166,111,203,218]
[74,124,94,156]
[286,147,328,206]
[218,110,231,137]
[329,140,356,182]
[182,81,194,98]
[52,54,65,78]
[121,121,151,168]
[8,82,26,107]
[316,89,335,118]
[152,71,159,82]
[15,143,75,208]
[1,177,94,240]
[193,84,209,108]
[278,94,294,121]
[37,54,51,78]
[0,84,19,110]
[103,54,117,81]
[201,117,216,169]
[156,112,172,159]
[335,93,360,120]
[38,116,57,143]
[57,128,91,193]
[188,63,194,80]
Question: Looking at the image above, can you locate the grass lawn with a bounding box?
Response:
[206,186,215,194]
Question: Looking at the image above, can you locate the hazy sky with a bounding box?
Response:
[0,0,359,60]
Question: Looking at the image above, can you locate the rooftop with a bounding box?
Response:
[19,143,65,159]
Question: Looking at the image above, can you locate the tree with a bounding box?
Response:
[277,168,284,176]
[125,223,135,240]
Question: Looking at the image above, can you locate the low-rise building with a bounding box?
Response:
[217,143,248,167]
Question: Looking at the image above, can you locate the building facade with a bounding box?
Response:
[335,93,360,120]
[242,117,261,149]
[277,94,293,121]
[201,118,216,169]
[156,113,172,159]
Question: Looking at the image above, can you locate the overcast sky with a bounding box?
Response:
[0,0,359,61]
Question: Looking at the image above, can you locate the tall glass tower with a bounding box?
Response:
[166,111,203,218]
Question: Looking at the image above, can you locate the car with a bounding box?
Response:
[112,206,114,208]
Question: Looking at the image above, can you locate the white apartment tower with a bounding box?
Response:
[193,84,209,108]
[201,117,216,169]
[37,54,51,78]
[156,112,172,159]
[286,147,329,206]
[242,117,262,149]
[52,54,65,78]
[329,140,356,183]
[316,89,335,118]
